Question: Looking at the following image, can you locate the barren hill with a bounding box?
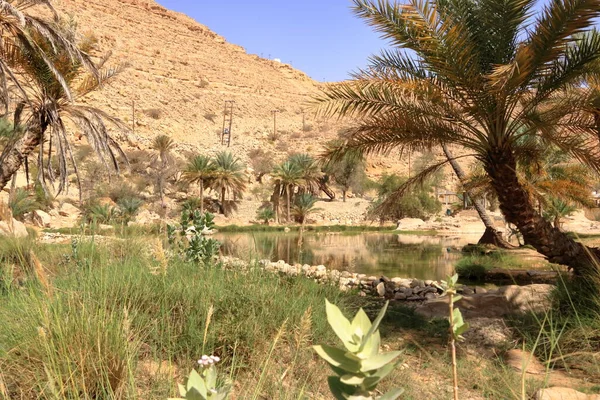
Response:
[55,0,338,157]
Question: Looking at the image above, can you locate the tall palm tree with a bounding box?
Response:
[183,155,215,214]
[292,193,322,226]
[272,161,303,223]
[315,0,600,276]
[288,153,322,194]
[151,135,175,206]
[0,25,124,197]
[212,151,246,216]
[0,3,103,191]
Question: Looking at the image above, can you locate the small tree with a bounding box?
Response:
[256,206,275,225]
[322,140,368,202]
[248,149,274,183]
[183,155,215,214]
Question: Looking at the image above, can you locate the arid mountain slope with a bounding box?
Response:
[55,0,335,156]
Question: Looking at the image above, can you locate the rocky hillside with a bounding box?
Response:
[54,0,340,158]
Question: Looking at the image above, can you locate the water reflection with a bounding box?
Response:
[216,232,481,280]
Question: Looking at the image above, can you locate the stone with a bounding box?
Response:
[401,288,413,297]
[461,287,475,296]
[407,296,422,301]
[284,227,291,233]
[0,218,28,238]
[393,278,412,288]
[534,387,600,400]
[32,210,51,227]
[475,286,488,294]
[395,218,426,230]
[424,292,437,300]
[416,284,553,319]
[380,275,391,283]
[394,292,407,300]
[59,202,81,217]
[98,224,114,232]
[376,282,386,297]
[424,279,434,286]
[410,279,423,288]
[505,349,546,375]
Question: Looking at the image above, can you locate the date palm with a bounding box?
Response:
[0,24,124,197]
[212,151,246,216]
[0,2,103,192]
[151,135,175,205]
[288,153,322,194]
[183,154,215,214]
[316,0,600,276]
[272,160,303,223]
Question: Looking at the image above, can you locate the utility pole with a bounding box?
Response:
[131,99,135,134]
[221,100,235,147]
[272,109,280,139]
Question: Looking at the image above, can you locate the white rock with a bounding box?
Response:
[59,202,81,217]
[33,210,52,227]
[0,218,28,238]
[534,387,600,400]
[376,282,386,297]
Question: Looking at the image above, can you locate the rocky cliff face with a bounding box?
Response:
[56,0,335,157]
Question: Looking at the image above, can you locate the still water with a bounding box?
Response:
[215,232,481,281]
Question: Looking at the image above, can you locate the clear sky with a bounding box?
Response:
[156,0,552,82]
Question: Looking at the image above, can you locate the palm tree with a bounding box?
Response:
[292,194,322,226]
[0,5,109,192]
[183,155,215,214]
[288,153,322,194]
[272,161,303,222]
[0,24,124,197]
[544,197,578,230]
[151,135,175,206]
[315,0,600,276]
[212,151,246,216]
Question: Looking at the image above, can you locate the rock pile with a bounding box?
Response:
[221,256,448,301]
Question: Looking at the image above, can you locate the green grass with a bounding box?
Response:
[0,238,354,399]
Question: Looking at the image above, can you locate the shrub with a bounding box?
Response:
[8,188,39,220]
[145,108,162,119]
[204,112,217,123]
[168,210,220,265]
[83,202,116,224]
[117,197,144,224]
[256,206,275,225]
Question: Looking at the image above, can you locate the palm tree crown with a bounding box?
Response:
[212,151,246,215]
[315,0,600,274]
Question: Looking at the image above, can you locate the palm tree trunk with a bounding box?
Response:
[199,180,204,214]
[272,183,281,224]
[0,118,46,192]
[221,187,226,216]
[442,144,513,249]
[286,184,291,222]
[485,149,600,276]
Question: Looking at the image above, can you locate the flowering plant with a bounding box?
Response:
[169,355,231,400]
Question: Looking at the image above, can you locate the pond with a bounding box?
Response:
[215,231,482,280]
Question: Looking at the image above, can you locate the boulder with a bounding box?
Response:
[395,218,425,230]
[534,388,600,400]
[416,284,553,319]
[376,282,386,297]
[59,202,81,217]
[0,218,28,238]
[33,210,52,227]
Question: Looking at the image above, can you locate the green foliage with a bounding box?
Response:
[169,362,231,400]
[256,206,275,224]
[248,149,275,181]
[117,197,143,224]
[34,182,54,211]
[369,174,441,222]
[168,210,220,265]
[8,188,40,220]
[314,300,403,400]
[322,140,370,200]
[543,197,577,228]
[83,202,116,224]
[292,194,322,224]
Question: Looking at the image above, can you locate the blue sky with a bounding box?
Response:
[156,0,551,82]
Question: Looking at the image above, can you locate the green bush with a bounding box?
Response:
[8,188,40,220]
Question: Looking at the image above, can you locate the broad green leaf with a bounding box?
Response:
[179,383,187,397]
[340,374,365,385]
[455,322,470,338]
[313,345,361,373]
[377,387,405,400]
[351,308,372,339]
[362,361,397,390]
[358,330,381,359]
[450,274,459,285]
[328,376,355,400]
[360,351,401,372]
[325,299,355,350]
[453,295,463,302]
[204,365,217,389]
[187,369,208,398]
[185,387,206,400]
[359,301,388,353]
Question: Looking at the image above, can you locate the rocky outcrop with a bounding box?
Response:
[534,388,600,400]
